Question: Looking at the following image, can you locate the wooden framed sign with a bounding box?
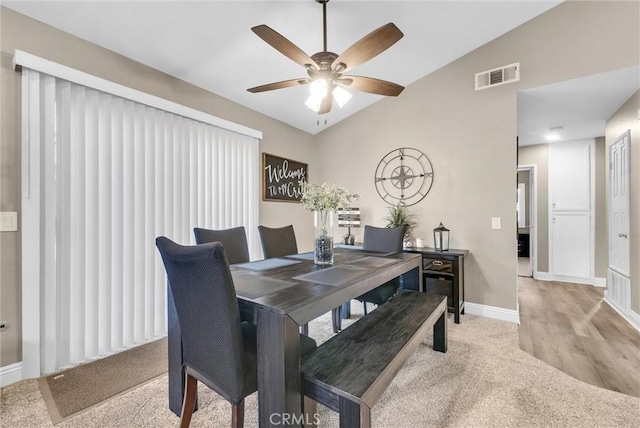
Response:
[262,153,308,202]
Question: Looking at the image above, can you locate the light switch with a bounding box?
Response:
[0,212,18,232]
[491,217,501,230]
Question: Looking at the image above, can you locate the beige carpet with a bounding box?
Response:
[39,338,167,424]
[1,303,639,427]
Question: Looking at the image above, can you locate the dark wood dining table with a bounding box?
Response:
[167,246,423,427]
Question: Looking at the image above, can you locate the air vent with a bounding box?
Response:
[475,62,519,91]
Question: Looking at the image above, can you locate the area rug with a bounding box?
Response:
[38,338,167,424]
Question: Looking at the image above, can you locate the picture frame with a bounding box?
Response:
[262,153,308,202]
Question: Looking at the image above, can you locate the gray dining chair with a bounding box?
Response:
[257,225,298,258]
[194,226,255,323]
[156,237,316,428]
[194,226,250,265]
[332,225,404,332]
[256,224,311,334]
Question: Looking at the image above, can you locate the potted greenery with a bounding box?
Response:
[383,203,417,248]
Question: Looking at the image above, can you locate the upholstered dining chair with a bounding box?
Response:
[193,226,250,265]
[156,237,316,428]
[194,226,255,323]
[257,224,298,258]
[256,224,311,334]
[332,225,405,332]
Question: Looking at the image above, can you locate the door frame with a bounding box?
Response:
[517,164,537,277]
[607,129,631,277]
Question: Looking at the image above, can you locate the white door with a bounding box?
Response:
[552,212,591,278]
[609,131,630,276]
[549,141,593,281]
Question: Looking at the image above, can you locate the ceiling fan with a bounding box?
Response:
[247,0,405,114]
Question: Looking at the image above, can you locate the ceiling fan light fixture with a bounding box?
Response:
[333,85,352,108]
[305,94,323,112]
[248,0,405,115]
[309,79,329,97]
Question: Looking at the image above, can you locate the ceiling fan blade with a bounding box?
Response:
[319,91,333,115]
[342,76,404,97]
[252,25,319,69]
[247,78,309,93]
[332,23,403,73]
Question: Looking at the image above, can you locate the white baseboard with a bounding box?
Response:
[0,362,23,388]
[550,275,593,286]
[603,298,640,333]
[534,271,606,287]
[593,277,607,287]
[464,302,520,324]
[533,271,553,281]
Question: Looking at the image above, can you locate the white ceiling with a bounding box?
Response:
[518,66,640,146]
[4,0,564,135]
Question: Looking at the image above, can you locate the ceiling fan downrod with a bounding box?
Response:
[317,0,328,52]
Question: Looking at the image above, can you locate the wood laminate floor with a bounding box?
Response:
[518,276,640,397]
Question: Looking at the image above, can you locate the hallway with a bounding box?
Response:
[518,276,640,397]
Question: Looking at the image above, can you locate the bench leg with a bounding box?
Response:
[303,396,318,427]
[433,310,447,353]
[339,397,371,428]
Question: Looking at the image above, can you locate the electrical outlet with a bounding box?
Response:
[0,212,18,232]
[0,321,7,331]
[491,217,501,229]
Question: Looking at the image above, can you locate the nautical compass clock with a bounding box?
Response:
[374,147,434,206]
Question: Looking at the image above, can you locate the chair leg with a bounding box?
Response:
[300,323,309,336]
[363,302,368,315]
[180,373,198,428]
[232,400,245,428]
[332,307,342,333]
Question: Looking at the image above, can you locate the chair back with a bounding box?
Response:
[194,226,250,265]
[156,237,245,403]
[257,225,298,258]
[363,225,404,253]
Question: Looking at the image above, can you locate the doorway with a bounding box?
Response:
[517,165,535,277]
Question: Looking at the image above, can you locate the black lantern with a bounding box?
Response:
[433,222,450,251]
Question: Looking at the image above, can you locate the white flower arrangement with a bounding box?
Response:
[299,182,359,211]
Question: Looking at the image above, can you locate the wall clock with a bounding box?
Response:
[374,147,434,206]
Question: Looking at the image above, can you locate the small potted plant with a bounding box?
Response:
[383,203,417,248]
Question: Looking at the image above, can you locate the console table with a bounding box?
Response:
[403,247,468,323]
[336,245,468,324]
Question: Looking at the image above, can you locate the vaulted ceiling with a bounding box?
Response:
[5,1,564,134]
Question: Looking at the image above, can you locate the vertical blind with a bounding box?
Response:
[21,69,260,376]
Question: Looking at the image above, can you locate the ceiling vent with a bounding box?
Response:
[475,62,519,91]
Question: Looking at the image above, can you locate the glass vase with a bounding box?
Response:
[314,210,334,265]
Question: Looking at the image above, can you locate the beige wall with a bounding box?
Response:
[606,90,640,314]
[0,7,316,367]
[314,1,639,311]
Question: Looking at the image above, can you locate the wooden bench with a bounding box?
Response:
[301,291,448,428]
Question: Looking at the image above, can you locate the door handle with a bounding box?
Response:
[618,233,628,238]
